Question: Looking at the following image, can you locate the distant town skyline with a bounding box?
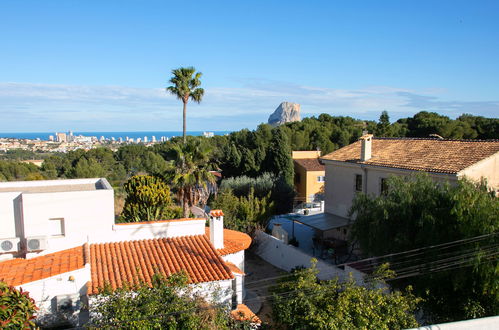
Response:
[1,0,498,132]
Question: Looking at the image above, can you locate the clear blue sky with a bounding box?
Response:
[1,0,498,132]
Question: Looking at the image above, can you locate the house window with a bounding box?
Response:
[380,178,388,195]
[317,176,325,182]
[355,174,363,192]
[48,218,65,236]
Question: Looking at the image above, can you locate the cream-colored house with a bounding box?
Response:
[294,135,499,244]
[292,151,325,203]
[321,135,498,220]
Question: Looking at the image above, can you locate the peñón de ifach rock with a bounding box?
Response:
[268,102,301,126]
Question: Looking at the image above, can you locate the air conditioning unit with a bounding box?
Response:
[26,236,48,252]
[0,237,20,253]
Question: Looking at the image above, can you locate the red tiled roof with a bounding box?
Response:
[322,138,499,174]
[210,209,224,217]
[204,228,252,256]
[0,246,85,287]
[226,262,245,275]
[231,304,261,324]
[89,235,233,294]
[294,158,325,171]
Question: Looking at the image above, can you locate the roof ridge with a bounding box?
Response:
[89,234,208,246]
[374,137,499,142]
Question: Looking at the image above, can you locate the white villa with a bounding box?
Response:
[0,178,253,327]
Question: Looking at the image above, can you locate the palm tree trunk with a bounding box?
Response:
[183,101,187,144]
[182,197,189,218]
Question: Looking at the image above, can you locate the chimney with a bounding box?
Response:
[360,133,373,161]
[209,210,224,249]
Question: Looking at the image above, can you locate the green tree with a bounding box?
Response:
[265,127,294,186]
[0,282,38,328]
[89,272,241,329]
[211,187,275,232]
[166,67,205,144]
[163,140,216,218]
[121,175,174,222]
[270,260,421,329]
[375,110,391,137]
[349,174,499,322]
[0,160,44,181]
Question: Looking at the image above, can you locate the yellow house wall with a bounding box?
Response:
[294,162,325,202]
[292,150,322,159]
[305,170,325,201]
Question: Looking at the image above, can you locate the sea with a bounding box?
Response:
[0,131,232,141]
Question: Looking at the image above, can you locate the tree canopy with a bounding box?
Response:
[349,174,499,322]
[162,140,216,217]
[270,260,421,329]
[166,67,204,144]
[89,272,249,329]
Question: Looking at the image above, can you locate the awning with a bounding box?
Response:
[292,213,351,232]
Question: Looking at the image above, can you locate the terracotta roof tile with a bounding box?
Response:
[294,158,325,171]
[231,304,261,324]
[0,246,85,287]
[210,209,224,217]
[226,262,245,275]
[204,228,252,255]
[89,235,234,294]
[322,138,499,174]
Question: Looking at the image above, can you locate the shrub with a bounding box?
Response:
[0,282,38,328]
[219,173,275,198]
[121,175,173,222]
[211,188,275,233]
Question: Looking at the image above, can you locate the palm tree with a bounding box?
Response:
[166,67,204,144]
[163,140,216,218]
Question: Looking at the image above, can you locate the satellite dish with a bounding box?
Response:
[191,206,209,218]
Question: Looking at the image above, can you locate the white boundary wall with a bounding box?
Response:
[409,315,499,330]
[254,230,365,284]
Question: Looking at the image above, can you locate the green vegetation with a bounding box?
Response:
[219,173,275,198]
[0,282,38,328]
[0,111,496,227]
[270,260,421,329]
[121,175,181,222]
[211,188,274,232]
[89,272,250,329]
[162,140,216,218]
[166,67,205,144]
[0,160,44,181]
[349,174,499,322]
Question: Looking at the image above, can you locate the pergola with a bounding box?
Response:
[287,213,351,260]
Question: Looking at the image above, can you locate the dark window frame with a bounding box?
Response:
[355,174,363,192]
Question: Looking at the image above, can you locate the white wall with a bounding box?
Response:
[105,219,206,243]
[410,315,499,330]
[17,265,90,317]
[221,251,245,272]
[254,230,365,284]
[459,153,498,190]
[0,192,21,239]
[22,189,114,256]
[190,280,234,306]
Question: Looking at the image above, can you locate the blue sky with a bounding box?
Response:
[1,0,498,132]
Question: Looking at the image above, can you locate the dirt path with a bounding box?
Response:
[244,249,287,324]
